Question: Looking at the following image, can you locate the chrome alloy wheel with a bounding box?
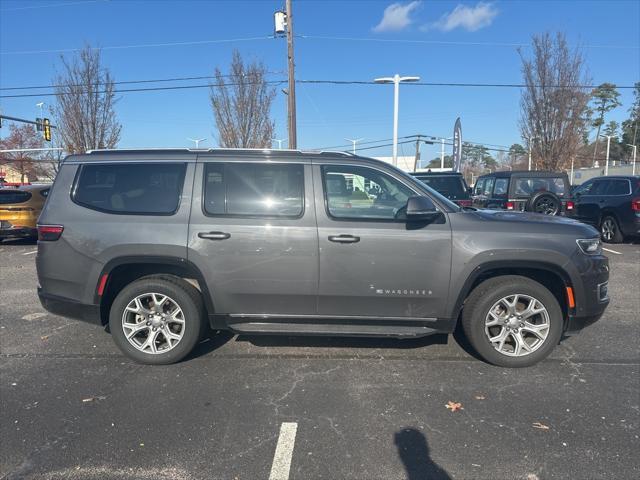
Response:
[601,218,616,241]
[484,294,550,357]
[121,293,185,354]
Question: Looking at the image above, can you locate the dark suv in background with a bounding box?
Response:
[572,175,640,243]
[410,171,472,207]
[473,171,574,216]
[36,149,609,368]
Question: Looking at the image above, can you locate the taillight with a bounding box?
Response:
[566,201,574,211]
[37,224,64,241]
[456,199,472,207]
[632,198,640,212]
[505,201,514,210]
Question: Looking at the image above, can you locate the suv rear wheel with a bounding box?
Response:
[109,275,205,365]
[462,275,563,367]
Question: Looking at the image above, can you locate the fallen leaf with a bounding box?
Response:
[445,401,463,412]
[40,335,49,341]
[474,395,486,400]
[532,422,550,430]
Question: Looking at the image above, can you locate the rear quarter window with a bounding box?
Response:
[0,190,32,204]
[73,163,186,215]
[514,177,566,196]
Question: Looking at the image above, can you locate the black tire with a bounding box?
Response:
[461,275,563,368]
[600,215,624,244]
[109,275,205,365]
[526,191,561,215]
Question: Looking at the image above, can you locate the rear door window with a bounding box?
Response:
[203,163,304,217]
[493,178,508,196]
[73,163,186,215]
[0,190,32,204]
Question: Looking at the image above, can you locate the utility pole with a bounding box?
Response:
[286,0,297,149]
[414,135,421,171]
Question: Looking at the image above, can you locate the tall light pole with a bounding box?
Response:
[527,136,537,171]
[187,138,206,148]
[374,74,420,166]
[600,134,613,176]
[272,138,285,149]
[626,143,637,176]
[345,138,364,154]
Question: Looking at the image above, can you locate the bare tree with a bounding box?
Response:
[0,124,43,183]
[210,51,275,148]
[53,46,121,154]
[519,32,591,170]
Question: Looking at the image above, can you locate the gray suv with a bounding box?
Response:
[36,149,610,367]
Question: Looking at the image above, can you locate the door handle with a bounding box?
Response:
[328,234,360,244]
[198,231,231,240]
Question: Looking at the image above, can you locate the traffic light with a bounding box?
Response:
[35,117,43,132]
[43,118,51,142]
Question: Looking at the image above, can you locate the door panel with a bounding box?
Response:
[575,180,606,224]
[314,163,452,319]
[188,160,318,315]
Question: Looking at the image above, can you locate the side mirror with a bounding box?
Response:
[406,196,442,221]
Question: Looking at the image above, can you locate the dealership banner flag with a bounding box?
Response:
[452,117,462,172]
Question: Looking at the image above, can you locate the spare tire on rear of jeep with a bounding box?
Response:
[526,191,561,215]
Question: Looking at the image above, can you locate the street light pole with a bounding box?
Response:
[187,138,206,148]
[272,138,285,149]
[441,136,453,169]
[345,138,364,154]
[626,143,637,176]
[527,136,537,171]
[374,74,420,166]
[600,134,612,176]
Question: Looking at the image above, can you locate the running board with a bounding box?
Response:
[227,321,440,338]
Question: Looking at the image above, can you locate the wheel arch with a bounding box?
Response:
[96,256,216,326]
[451,260,573,327]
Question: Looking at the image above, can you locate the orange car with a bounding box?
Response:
[0,185,51,240]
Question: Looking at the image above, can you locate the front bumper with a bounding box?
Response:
[38,288,103,325]
[564,255,610,335]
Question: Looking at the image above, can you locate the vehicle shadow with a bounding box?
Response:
[235,332,450,350]
[394,427,452,480]
[0,237,37,246]
[186,330,235,360]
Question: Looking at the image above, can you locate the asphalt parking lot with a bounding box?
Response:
[1,239,639,480]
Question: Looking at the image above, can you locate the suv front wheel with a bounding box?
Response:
[109,275,205,365]
[462,275,563,367]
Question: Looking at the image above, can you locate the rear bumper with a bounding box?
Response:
[38,288,102,325]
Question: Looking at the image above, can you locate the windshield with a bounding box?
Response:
[413,175,468,200]
[513,177,567,196]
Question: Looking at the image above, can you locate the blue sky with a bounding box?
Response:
[1,0,638,160]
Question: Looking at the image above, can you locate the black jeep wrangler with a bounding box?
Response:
[472,171,574,216]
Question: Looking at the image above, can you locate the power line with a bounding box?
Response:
[2,78,636,99]
[0,80,288,99]
[0,35,276,56]
[299,34,640,51]
[0,72,285,91]
[0,0,105,12]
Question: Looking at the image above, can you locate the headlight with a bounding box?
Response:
[576,238,602,255]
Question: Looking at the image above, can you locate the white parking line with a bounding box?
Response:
[603,247,622,255]
[22,250,37,255]
[269,422,298,480]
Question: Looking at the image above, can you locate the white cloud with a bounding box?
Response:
[429,2,498,32]
[373,1,422,33]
